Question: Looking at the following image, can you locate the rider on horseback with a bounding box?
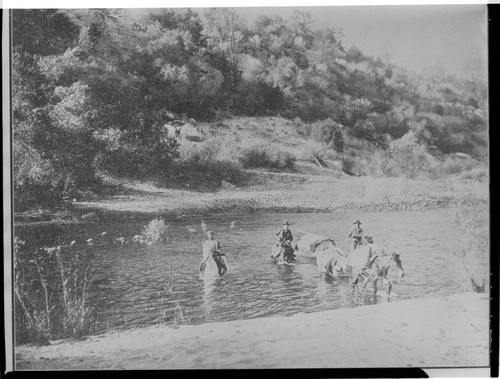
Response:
[347,220,364,250]
[200,231,227,276]
[274,221,296,263]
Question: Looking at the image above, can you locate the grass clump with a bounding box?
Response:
[238,142,296,170]
[141,218,169,244]
[449,199,489,293]
[14,237,96,345]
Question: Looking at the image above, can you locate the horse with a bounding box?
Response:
[271,243,295,264]
[313,243,348,276]
[347,244,405,296]
[199,244,226,280]
[294,234,331,257]
[199,254,221,279]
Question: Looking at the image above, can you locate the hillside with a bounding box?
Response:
[12,9,488,211]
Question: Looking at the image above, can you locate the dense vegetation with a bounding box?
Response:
[12,9,488,210]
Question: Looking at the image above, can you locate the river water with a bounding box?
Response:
[15,208,464,336]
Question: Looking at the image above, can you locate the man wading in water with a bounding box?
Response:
[200,231,227,276]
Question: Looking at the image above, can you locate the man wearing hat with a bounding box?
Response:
[201,231,227,276]
[347,220,364,250]
[274,221,295,263]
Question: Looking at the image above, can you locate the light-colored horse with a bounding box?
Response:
[199,254,221,280]
[199,244,225,280]
[347,244,405,296]
[313,242,348,276]
[294,234,330,257]
[294,234,347,275]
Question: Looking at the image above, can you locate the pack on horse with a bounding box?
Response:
[348,244,405,296]
[310,239,347,276]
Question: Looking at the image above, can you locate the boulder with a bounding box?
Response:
[164,124,177,138]
[81,212,99,221]
[221,180,236,189]
[180,123,203,142]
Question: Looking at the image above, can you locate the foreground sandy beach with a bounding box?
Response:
[15,292,489,370]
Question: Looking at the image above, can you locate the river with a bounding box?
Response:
[14,208,464,337]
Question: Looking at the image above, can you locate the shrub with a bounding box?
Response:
[310,118,334,143]
[364,149,391,177]
[384,131,435,178]
[341,156,356,175]
[333,130,345,153]
[460,167,488,182]
[141,218,169,244]
[300,140,337,163]
[100,134,179,178]
[449,200,489,293]
[164,159,243,190]
[238,143,296,170]
[166,139,243,189]
[14,238,96,344]
[179,138,239,165]
[233,80,284,116]
[309,118,345,152]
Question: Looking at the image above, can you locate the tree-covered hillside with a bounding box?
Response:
[12,9,488,209]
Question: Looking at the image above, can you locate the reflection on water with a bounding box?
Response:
[15,208,464,336]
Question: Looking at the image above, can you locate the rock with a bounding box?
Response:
[81,212,98,221]
[221,180,236,190]
[180,123,203,142]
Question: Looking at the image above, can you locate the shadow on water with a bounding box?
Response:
[13,208,462,339]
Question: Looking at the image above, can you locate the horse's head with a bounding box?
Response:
[364,236,374,244]
[390,252,405,279]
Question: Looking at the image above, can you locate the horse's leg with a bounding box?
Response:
[372,277,378,295]
[385,278,392,297]
[351,270,358,287]
[327,259,336,277]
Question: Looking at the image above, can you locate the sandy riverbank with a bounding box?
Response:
[15,292,489,370]
[25,173,485,222]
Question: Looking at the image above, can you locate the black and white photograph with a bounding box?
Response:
[4,2,490,373]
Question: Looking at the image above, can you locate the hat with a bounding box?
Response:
[353,220,361,224]
[206,230,214,236]
[283,221,290,225]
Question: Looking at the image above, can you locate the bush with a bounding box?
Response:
[100,134,179,178]
[449,200,489,293]
[383,131,435,178]
[163,138,243,190]
[141,218,169,244]
[333,130,345,153]
[233,80,284,116]
[14,238,96,344]
[300,140,337,163]
[238,143,296,170]
[341,156,356,175]
[178,138,238,165]
[309,118,345,152]
[460,167,488,182]
[14,129,101,210]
